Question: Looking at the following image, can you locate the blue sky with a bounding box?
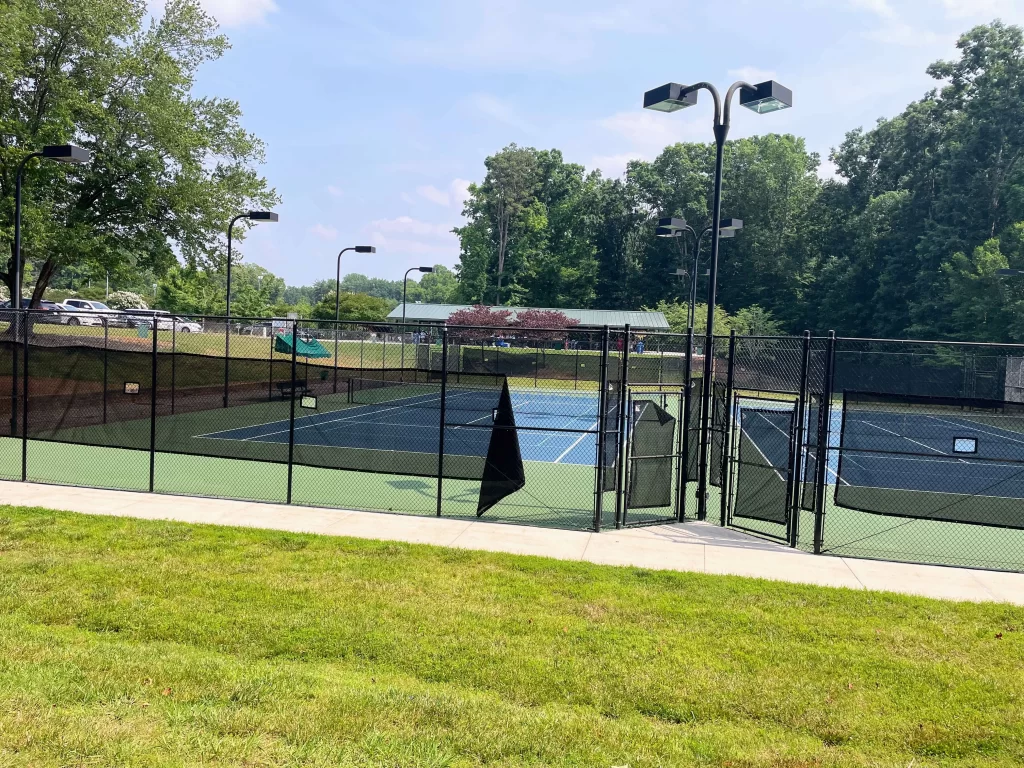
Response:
[171,0,1024,287]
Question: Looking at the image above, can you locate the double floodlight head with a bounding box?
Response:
[247,211,279,223]
[42,144,92,164]
[719,218,744,238]
[643,81,792,114]
[669,268,688,277]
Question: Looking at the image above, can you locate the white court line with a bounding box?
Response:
[844,451,1024,471]
[857,419,965,461]
[923,413,1024,447]
[554,422,598,464]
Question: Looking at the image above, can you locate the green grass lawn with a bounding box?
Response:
[0,507,1021,766]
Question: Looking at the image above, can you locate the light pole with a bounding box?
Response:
[10,145,90,440]
[223,211,278,407]
[13,145,92,311]
[644,78,791,520]
[402,266,434,371]
[333,246,376,390]
[658,217,743,331]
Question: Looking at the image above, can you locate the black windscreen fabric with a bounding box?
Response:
[684,377,703,482]
[0,340,18,438]
[801,395,821,511]
[626,399,676,509]
[601,380,620,492]
[733,405,794,527]
[476,380,526,514]
[837,391,1024,529]
[710,381,727,488]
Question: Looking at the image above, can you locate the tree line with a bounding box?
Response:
[454,21,1024,342]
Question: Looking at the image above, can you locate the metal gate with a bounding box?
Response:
[726,395,800,542]
[620,385,684,527]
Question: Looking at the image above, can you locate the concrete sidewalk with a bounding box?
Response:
[2,480,1022,605]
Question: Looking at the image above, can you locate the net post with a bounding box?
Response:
[286,320,299,504]
[21,311,28,482]
[788,330,813,548]
[574,345,580,391]
[149,320,158,493]
[593,325,611,532]
[102,317,109,424]
[436,328,449,517]
[675,326,695,522]
[720,330,738,527]
[614,324,631,529]
[534,344,539,389]
[813,331,837,554]
[223,316,230,408]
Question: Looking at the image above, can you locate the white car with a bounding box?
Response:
[61,299,126,326]
[124,308,203,333]
[57,303,104,327]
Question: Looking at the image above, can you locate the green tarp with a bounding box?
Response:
[275,333,331,359]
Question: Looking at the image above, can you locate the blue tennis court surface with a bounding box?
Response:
[739,399,1024,500]
[199,388,600,465]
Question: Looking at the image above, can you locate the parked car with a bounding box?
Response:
[35,300,66,323]
[57,303,104,327]
[61,299,126,326]
[123,308,203,333]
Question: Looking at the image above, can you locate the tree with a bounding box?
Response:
[511,308,579,341]
[733,305,784,336]
[310,291,392,322]
[106,290,147,310]
[413,265,458,304]
[650,300,733,336]
[447,304,513,342]
[0,0,278,318]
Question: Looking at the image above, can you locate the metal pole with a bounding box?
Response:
[21,311,29,481]
[436,328,448,517]
[334,247,354,388]
[614,324,631,528]
[594,326,610,531]
[170,319,176,415]
[13,153,42,317]
[103,318,109,424]
[720,330,737,526]
[149,320,158,493]
[789,330,812,548]
[268,331,274,401]
[813,331,837,554]
[286,320,299,504]
[697,93,729,522]
[224,214,244,408]
[534,344,539,388]
[675,326,695,522]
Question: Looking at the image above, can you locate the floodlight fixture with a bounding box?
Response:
[247,211,279,223]
[643,83,699,113]
[739,81,793,114]
[354,245,376,253]
[41,144,92,164]
[720,218,743,232]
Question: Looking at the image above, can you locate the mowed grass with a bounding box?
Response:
[0,508,1022,766]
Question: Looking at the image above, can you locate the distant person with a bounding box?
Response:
[636,339,645,354]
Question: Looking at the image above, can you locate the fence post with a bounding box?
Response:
[286,320,299,504]
[676,326,695,522]
[696,334,712,521]
[21,312,29,482]
[382,331,387,379]
[102,318,109,424]
[813,331,837,554]
[436,328,449,517]
[170,319,176,415]
[149,321,158,493]
[720,330,737,527]
[534,344,539,389]
[593,325,610,532]
[788,331,812,548]
[9,310,17,439]
[334,320,340,393]
[223,317,230,408]
[614,324,631,529]
[268,332,274,401]
[574,345,580,391]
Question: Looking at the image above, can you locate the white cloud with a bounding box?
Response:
[150,0,278,27]
[449,179,472,212]
[327,185,343,198]
[467,93,534,133]
[417,185,451,206]
[816,158,841,181]
[849,0,895,19]
[728,66,779,85]
[370,216,452,238]
[309,223,338,240]
[588,152,646,180]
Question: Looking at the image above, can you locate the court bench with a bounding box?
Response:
[274,380,310,400]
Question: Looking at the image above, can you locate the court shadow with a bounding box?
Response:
[385,479,436,499]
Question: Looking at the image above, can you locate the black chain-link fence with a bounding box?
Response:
[4,310,1024,571]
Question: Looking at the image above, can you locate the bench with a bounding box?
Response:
[275,380,310,400]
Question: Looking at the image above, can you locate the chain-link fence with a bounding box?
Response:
[4,309,1024,571]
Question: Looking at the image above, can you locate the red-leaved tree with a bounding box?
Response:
[446,305,513,342]
[511,309,580,342]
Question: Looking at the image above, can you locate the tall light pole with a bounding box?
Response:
[10,145,90,439]
[658,217,743,331]
[13,145,92,310]
[644,78,791,520]
[402,266,434,324]
[333,246,376,390]
[223,210,278,407]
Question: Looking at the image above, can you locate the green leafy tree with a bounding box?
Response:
[733,305,784,336]
[311,292,392,322]
[0,0,278,316]
[413,265,459,304]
